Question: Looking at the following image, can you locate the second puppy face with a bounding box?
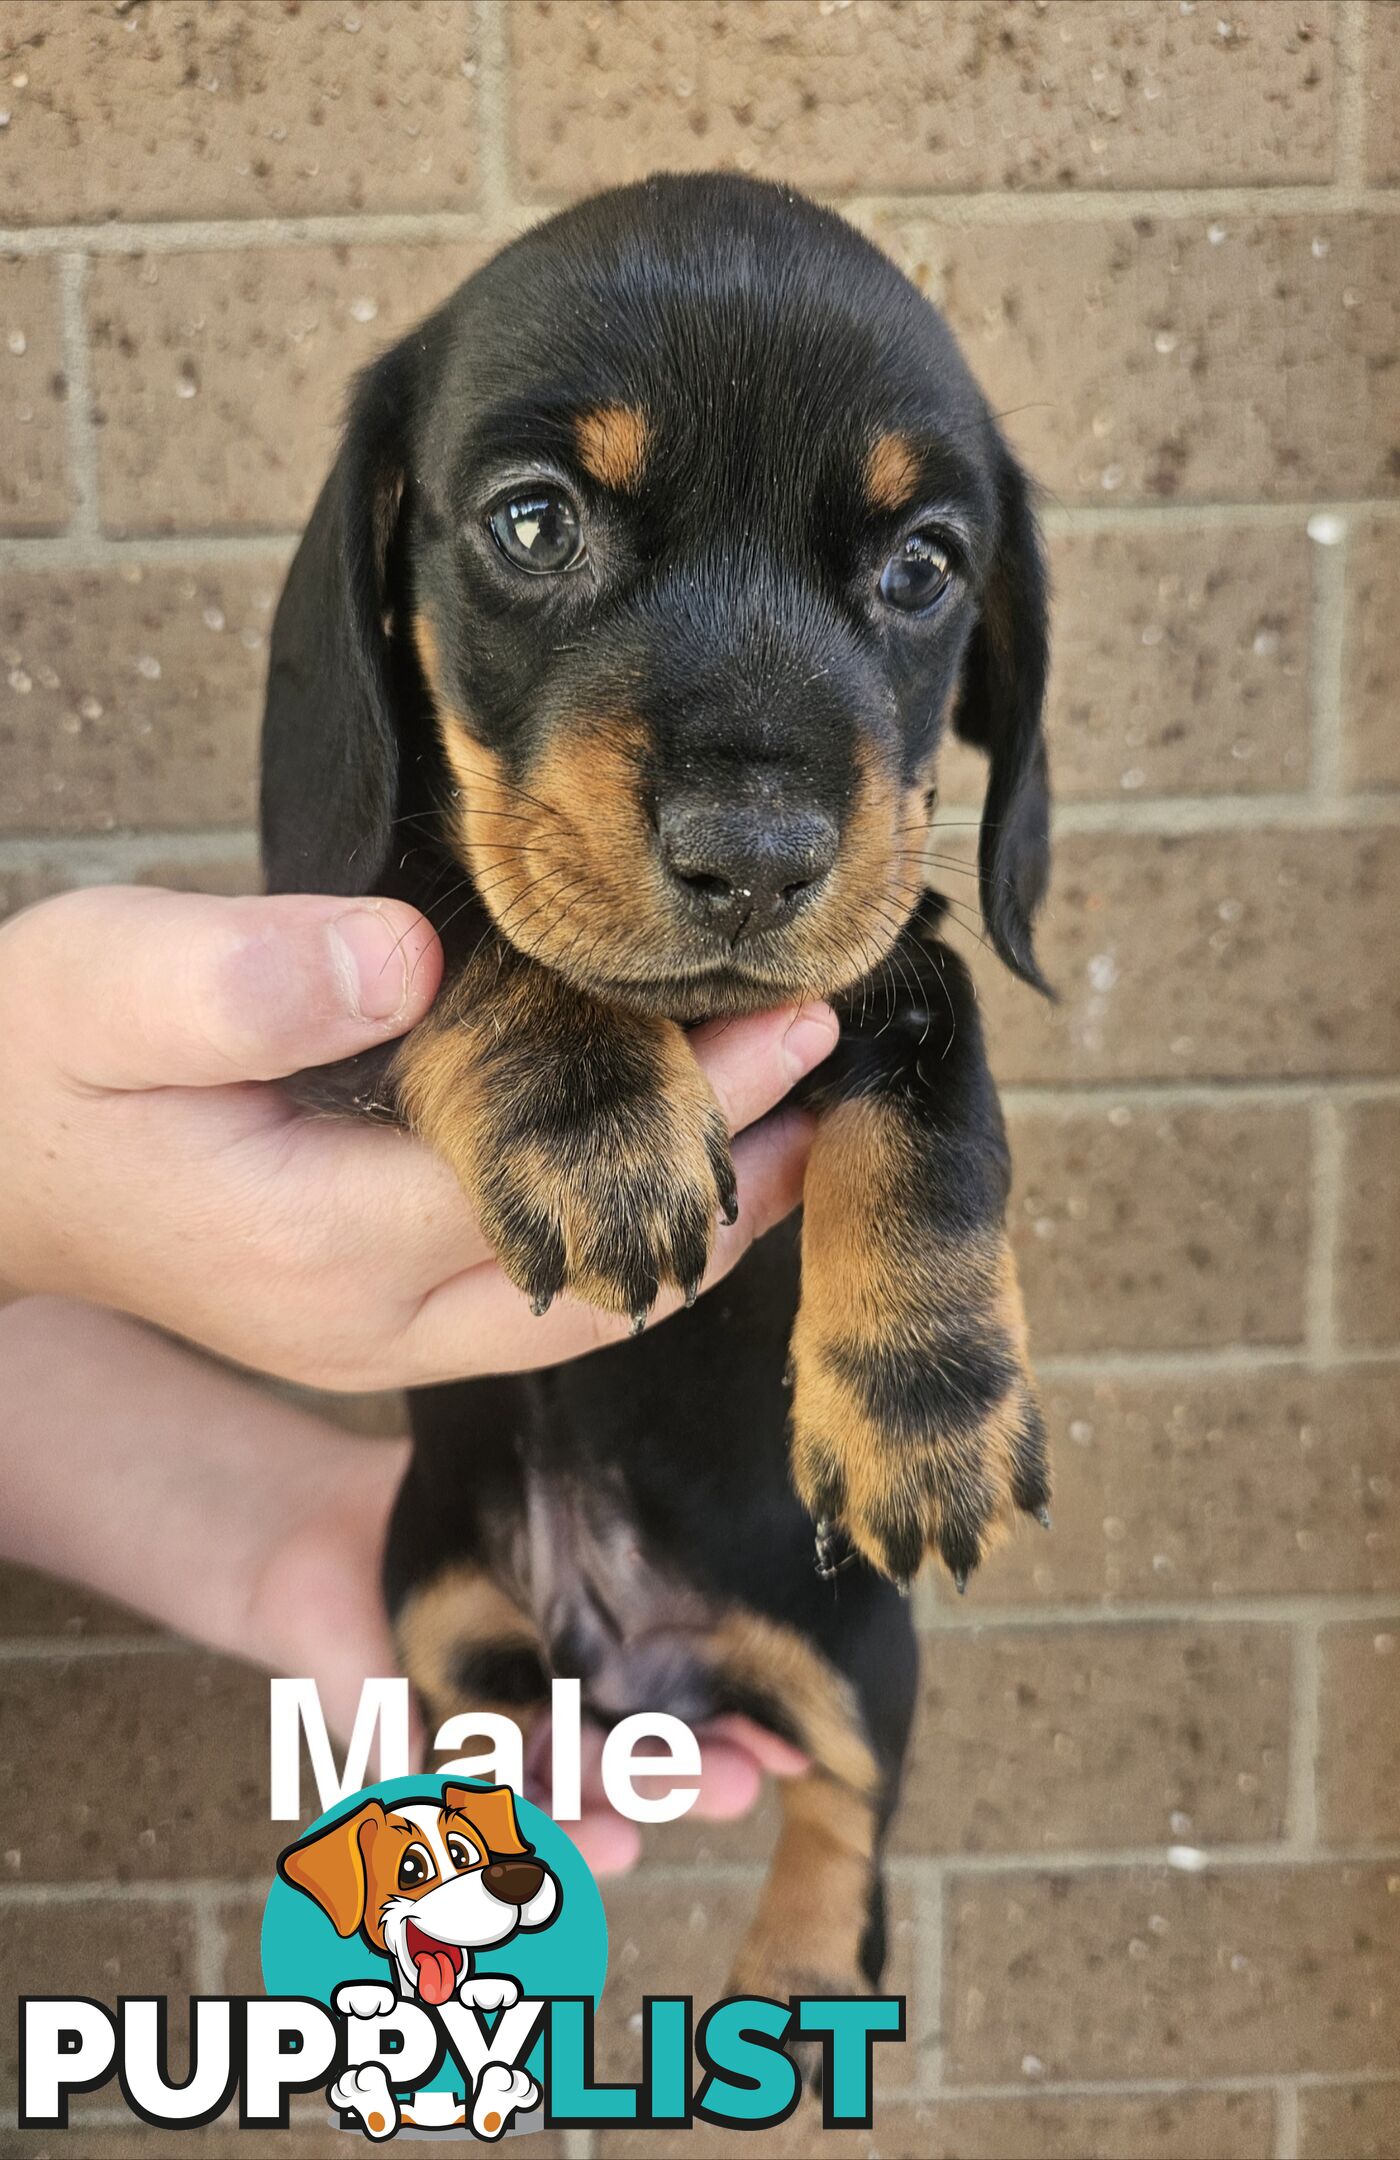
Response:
[265,174,1050,1013]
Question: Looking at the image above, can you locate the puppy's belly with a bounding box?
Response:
[509,1462,730,1727]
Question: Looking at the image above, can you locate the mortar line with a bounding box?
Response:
[930,2069,1400,2103]
[1305,1098,1346,1365]
[6,500,1400,570]
[1275,2079,1300,2160]
[1334,0,1372,195]
[918,1864,945,2101]
[1032,1342,1400,1381]
[6,1842,1400,1908]
[916,1593,1400,1635]
[188,1889,230,1998]
[1000,1078,1400,1115]
[1308,515,1349,800]
[2,187,1398,260]
[473,1,515,225]
[55,251,97,539]
[1285,1621,1323,1854]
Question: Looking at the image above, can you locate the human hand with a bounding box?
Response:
[0,886,835,1389]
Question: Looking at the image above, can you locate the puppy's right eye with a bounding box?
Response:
[397,1843,435,1890]
[488,489,586,575]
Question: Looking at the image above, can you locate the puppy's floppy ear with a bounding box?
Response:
[277,1800,385,1937]
[953,437,1052,994]
[444,1783,530,1858]
[261,343,413,895]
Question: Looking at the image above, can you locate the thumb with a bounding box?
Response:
[11,885,443,1090]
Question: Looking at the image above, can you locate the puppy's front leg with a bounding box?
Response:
[790,924,1049,1587]
[394,939,735,1324]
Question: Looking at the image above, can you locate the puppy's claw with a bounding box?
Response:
[952,1566,969,1597]
[1034,1503,1053,1531]
[529,1291,554,1319]
[682,1275,702,1309]
[629,1306,649,1336]
[719,1187,739,1227]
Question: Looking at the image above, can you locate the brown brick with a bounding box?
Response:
[1,559,286,833]
[871,213,1400,505]
[955,827,1400,1084]
[895,1623,1289,1855]
[0,256,68,533]
[1337,1101,1400,1349]
[0,838,261,924]
[1,2128,565,2160]
[1365,1,1400,185]
[0,1559,152,1637]
[1345,519,1400,790]
[1318,1623,1400,1846]
[1046,523,1311,801]
[946,1863,1400,2081]
[594,1870,922,2093]
[0,1898,196,2110]
[510,1,1335,198]
[1009,1102,1310,1355]
[597,2090,1275,2160]
[0,1650,272,1882]
[1299,2081,1400,2160]
[969,1367,1400,1606]
[88,244,486,535]
[0,2,478,225]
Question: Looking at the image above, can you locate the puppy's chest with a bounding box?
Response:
[500,1465,727,1726]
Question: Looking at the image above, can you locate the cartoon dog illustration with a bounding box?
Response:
[278,1783,560,2140]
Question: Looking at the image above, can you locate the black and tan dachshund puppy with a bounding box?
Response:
[262,173,1051,2006]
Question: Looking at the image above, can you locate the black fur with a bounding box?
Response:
[261,173,1052,1993]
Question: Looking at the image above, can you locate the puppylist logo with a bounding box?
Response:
[18,1773,904,2142]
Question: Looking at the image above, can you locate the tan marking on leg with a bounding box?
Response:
[731,1769,878,1999]
[707,1610,878,1798]
[789,1096,1041,1578]
[395,1562,545,1737]
[865,431,921,513]
[575,404,649,491]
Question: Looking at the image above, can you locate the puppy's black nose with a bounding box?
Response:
[482,1858,545,1907]
[659,801,838,942]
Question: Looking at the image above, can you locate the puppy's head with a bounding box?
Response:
[264,174,1049,1010]
[278,1783,559,2003]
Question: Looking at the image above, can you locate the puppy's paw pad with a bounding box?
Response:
[329,2063,399,2142]
[472,2063,539,2140]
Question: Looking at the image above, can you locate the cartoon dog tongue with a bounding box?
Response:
[408,1927,460,2006]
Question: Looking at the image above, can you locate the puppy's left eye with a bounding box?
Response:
[488,489,586,575]
[445,1833,480,1871]
[879,530,952,612]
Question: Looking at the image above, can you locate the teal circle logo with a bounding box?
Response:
[261,1776,606,2104]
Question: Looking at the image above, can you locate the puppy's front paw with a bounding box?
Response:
[401,995,734,1325]
[457,1972,520,2012]
[332,1981,398,2023]
[329,2063,399,2142]
[790,1105,1049,1587]
[472,2063,539,2140]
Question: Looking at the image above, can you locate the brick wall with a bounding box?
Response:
[1,6,1397,2158]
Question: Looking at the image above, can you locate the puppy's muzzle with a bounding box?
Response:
[659,797,838,942]
[482,1858,546,1906]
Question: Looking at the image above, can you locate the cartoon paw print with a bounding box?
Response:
[472,2062,539,2141]
[456,1973,521,2012]
[330,2062,399,2142]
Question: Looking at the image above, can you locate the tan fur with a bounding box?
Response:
[789,1097,1039,1577]
[730,1770,878,1998]
[708,1610,878,1799]
[395,1563,545,1732]
[575,403,649,490]
[865,431,921,513]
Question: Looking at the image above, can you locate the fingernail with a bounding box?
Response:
[782,1000,839,1080]
[330,906,409,1023]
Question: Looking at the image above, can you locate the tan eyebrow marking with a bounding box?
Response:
[865,431,922,513]
[575,403,649,491]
